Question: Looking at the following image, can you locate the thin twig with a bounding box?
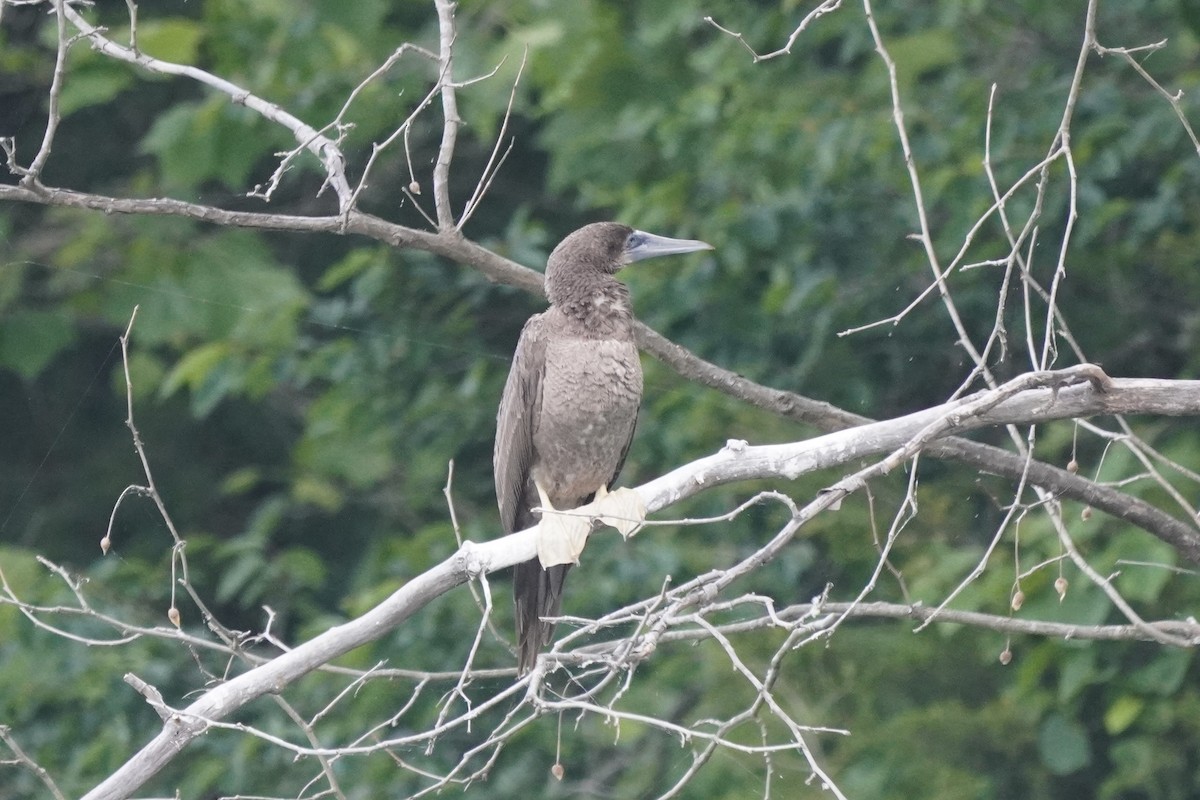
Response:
[21,0,69,185]
[0,725,68,800]
[59,4,354,210]
[432,0,461,229]
[704,1,845,62]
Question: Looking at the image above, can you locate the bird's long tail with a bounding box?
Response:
[513,559,570,675]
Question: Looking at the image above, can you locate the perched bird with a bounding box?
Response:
[494,222,713,674]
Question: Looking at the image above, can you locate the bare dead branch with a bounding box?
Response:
[458,49,526,231]
[704,1,845,62]
[249,42,438,206]
[1095,38,1200,157]
[2,176,1196,559]
[861,0,989,381]
[0,724,67,800]
[6,5,1200,794]
[271,695,349,800]
[432,0,460,229]
[686,600,1200,644]
[112,306,192,625]
[58,4,355,211]
[1048,495,1193,647]
[349,78,445,220]
[19,0,69,185]
[78,363,1200,800]
[122,0,138,51]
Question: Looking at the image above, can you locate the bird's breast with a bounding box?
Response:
[532,338,643,506]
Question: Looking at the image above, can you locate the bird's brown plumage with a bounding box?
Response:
[494,222,712,674]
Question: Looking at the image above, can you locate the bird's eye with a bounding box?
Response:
[626,232,645,250]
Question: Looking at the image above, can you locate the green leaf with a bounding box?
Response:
[0,258,25,311]
[1128,648,1194,696]
[291,474,344,512]
[161,341,231,398]
[317,249,379,292]
[217,547,267,604]
[139,101,218,189]
[1037,713,1091,775]
[0,309,76,379]
[1107,534,1176,603]
[56,67,135,117]
[886,30,960,88]
[188,356,244,417]
[1104,695,1144,735]
[221,466,263,496]
[140,98,284,190]
[134,19,205,64]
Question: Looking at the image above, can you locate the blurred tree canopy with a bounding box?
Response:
[2,0,1200,797]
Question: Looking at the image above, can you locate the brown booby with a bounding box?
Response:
[494,222,713,675]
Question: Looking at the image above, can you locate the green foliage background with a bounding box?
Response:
[2,0,1200,797]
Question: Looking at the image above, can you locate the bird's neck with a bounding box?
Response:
[547,272,634,337]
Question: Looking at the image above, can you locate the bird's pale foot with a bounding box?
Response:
[533,482,647,569]
[590,485,646,539]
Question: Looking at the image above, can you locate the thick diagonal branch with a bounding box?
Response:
[2,182,1195,558]
[81,367,1200,799]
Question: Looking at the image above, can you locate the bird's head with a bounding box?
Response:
[545,222,712,304]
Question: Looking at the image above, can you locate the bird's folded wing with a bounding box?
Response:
[494,314,547,533]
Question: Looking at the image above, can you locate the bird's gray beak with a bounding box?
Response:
[625,230,714,263]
